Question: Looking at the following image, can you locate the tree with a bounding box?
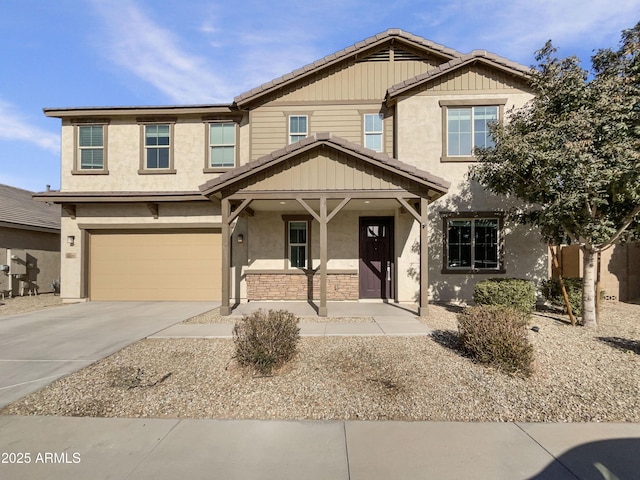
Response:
[471,23,640,327]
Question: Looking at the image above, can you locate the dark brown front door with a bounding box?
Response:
[359,217,394,299]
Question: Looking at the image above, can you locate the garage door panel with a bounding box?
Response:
[90,231,221,301]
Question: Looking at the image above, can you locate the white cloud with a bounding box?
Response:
[0,100,59,154]
[92,0,236,103]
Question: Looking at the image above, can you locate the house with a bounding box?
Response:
[0,184,60,297]
[36,29,549,315]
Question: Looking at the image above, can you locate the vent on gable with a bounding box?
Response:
[357,48,390,63]
[393,47,425,62]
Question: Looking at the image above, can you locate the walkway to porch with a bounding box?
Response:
[151,301,432,338]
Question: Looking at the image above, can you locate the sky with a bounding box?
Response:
[0,0,639,192]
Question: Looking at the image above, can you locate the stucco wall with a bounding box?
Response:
[0,227,60,296]
[395,92,548,303]
[60,116,250,192]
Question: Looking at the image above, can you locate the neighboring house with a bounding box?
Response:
[36,29,548,315]
[0,184,60,297]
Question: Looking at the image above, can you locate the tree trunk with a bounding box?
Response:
[582,248,598,327]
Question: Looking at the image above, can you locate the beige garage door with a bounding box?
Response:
[90,230,221,301]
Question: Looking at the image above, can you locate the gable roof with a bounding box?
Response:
[199,132,450,197]
[234,29,463,108]
[386,50,532,103]
[0,184,60,232]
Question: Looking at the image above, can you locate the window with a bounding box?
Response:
[78,125,104,170]
[288,220,308,268]
[364,113,383,152]
[289,115,308,143]
[444,216,503,272]
[447,106,497,156]
[145,124,171,169]
[209,123,236,168]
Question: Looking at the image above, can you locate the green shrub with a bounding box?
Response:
[540,278,583,316]
[473,278,536,313]
[457,306,533,377]
[232,309,300,375]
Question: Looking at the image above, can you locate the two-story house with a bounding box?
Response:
[36,29,547,316]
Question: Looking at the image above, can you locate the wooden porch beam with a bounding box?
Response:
[395,197,421,222]
[326,197,351,223]
[228,198,253,224]
[295,197,321,223]
[319,196,328,317]
[220,198,231,316]
[419,196,429,317]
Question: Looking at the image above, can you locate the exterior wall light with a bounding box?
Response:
[67,235,75,247]
[237,234,244,244]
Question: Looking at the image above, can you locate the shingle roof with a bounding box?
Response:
[386,50,531,100]
[199,132,450,196]
[0,184,60,231]
[234,29,463,107]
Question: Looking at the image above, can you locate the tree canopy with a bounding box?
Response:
[471,23,640,327]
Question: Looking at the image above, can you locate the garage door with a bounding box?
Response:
[89,230,221,301]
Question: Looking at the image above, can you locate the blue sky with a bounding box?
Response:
[1,0,639,192]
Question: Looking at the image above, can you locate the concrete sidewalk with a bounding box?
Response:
[151,300,431,338]
[0,416,639,480]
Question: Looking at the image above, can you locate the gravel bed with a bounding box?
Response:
[2,302,639,422]
[0,293,64,317]
[183,307,374,324]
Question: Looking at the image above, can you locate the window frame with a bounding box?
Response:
[205,121,238,172]
[282,215,312,270]
[138,120,176,174]
[71,120,109,175]
[288,115,308,144]
[440,99,506,162]
[441,212,505,274]
[363,112,384,152]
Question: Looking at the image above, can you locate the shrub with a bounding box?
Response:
[457,306,533,377]
[473,278,536,313]
[232,309,300,375]
[540,277,583,316]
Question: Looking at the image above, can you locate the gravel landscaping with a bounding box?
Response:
[0,293,63,317]
[2,300,639,422]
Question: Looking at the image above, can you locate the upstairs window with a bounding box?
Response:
[145,124,171,169]
[78,125,104,170]
[364,113,384,152]
[209,123,236,168]
[289,115,308,144]
[446,106,498,157]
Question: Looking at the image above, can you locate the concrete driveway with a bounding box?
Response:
[0,301,218,408]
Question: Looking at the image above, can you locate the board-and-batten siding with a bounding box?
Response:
[423,64,527,93]
[235,150,413,192]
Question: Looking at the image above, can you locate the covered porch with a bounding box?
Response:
[199,133,449,317]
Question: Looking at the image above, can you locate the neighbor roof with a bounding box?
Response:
[386,50,531,102]
[199,132,450,197]
[234,29,463,108]
[0,184,60,232]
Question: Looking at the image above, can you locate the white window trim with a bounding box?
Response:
[363,113,384,152]
[288,115,308,144]
[208,122,237,170]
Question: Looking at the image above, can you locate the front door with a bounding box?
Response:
[359,217,394,299]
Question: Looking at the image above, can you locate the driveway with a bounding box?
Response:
[0,301,218,408]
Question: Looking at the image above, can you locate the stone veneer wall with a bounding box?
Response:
[246,272,358,301]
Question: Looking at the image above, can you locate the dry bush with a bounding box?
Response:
[457,306,533,377]
[232,309,300,375]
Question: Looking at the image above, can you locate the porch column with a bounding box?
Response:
[220,197,231,316]
[419,197,429,317]
[319,197,328,317]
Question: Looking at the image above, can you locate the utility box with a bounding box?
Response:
[7,248,27,275]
